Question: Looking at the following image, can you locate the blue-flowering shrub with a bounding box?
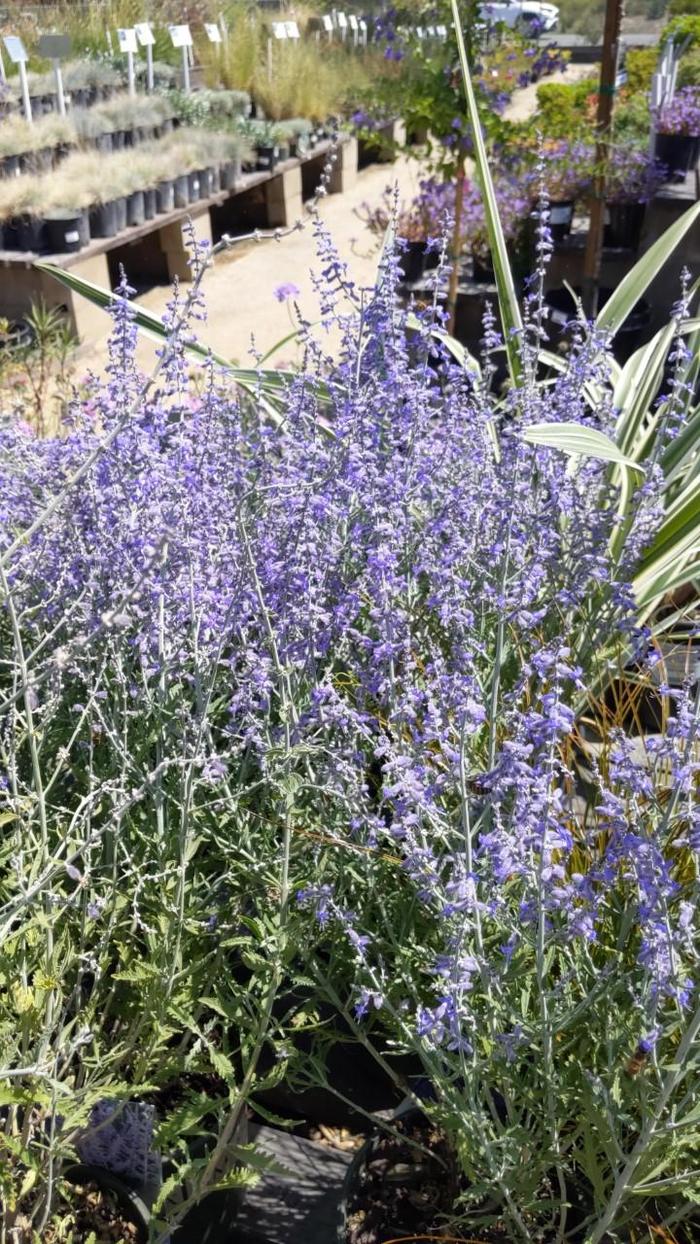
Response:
[0,219,698,1240]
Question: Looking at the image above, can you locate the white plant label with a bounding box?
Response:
[323,15,333,31]
[134,22,155,47]
[348,14,358,29]
[169,24,193,49]
[117,28,138,54]
[273,22,287,39]
[2,35,28,64]
[285,21,300,38]
[336,12,348,27]
[204,23,222,43]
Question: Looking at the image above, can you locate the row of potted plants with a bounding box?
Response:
[0,129,253,254]
[0,95,177,178]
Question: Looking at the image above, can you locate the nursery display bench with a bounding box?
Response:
[0,137,358,346]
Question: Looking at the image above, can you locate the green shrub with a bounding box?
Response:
[678,44,700,83]
[535,78,597,138]
[614,90,654,142]
[625,47,657,93]
[662,13,700,44]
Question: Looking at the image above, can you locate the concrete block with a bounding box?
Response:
[158,212,214,282]
[328,138,358,195]
[265,165,303,229]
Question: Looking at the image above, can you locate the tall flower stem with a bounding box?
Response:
[447,154,467,335]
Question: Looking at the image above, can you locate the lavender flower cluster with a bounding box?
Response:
[655,86,700,136]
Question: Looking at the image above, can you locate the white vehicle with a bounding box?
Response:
[480,1,560,32]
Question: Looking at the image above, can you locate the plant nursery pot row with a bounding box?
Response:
[397,238,441,285]
[1,159,241,254]
[0,121,175,181]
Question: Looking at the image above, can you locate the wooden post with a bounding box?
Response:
[582,0,625,317]
[447,155,467,335]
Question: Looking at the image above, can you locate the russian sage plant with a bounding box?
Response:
[0,192,699,1244]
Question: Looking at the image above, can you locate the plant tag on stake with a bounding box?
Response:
[273,22,287,39]
[135,21,155,90]
[117,28,138,97]
[204,23,222,43]
[3,36,32,124]
[117,27,138,54]
[37,34,72,115]
[285,21,300,38]
[169,24,193,93]
[323,14,333,34]
[134,22,155,46]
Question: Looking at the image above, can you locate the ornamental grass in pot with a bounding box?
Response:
[654,87,700,181]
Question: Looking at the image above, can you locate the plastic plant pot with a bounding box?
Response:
[14,214,48,253]
[25,146,55,174]
[95,132,114,155]
[112,130,127,152]
[398,240,427,285]
[156,180,175,213]
[173,174,190,208]
[195,167,214,198]
[604,201,646,252]
[116,196,128,232]
[45,210,89,254]
[277,143,290,161]
[188,171,202,202]
[64,1164,150,1244]
[256,145,278,172]
[654,133,700,183]
[219,159,241,191]
[545,285,651,365]
[143,188,157,220]
[548,199,575,242]
[471,251,496,285]
[90,198,123,238]
[126,191,146,228]
[0,154,21,179]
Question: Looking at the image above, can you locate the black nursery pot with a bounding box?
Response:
[64,1164,150,1244]
[116,195,128,232]
[196,167,214,198]
[89,198,123,238]
[111,129,128,152]
[471,250,496,284]
[398,239,427,285]
[654,132,700,182]
[219,158,241,191]
[188,170,202,202]
[45,210,89,254]
[156,179,175,213]
[126,191,146,227]
[143,187,157,220]
[256,144,278,172]
[604,200,646,251]
[0,154,21,179]
[173,174,190,208]
[94,131,114,155]
[545,285,651,364]
[21,147,54,175]
[549,198,575,242]
[12,214,48,253]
